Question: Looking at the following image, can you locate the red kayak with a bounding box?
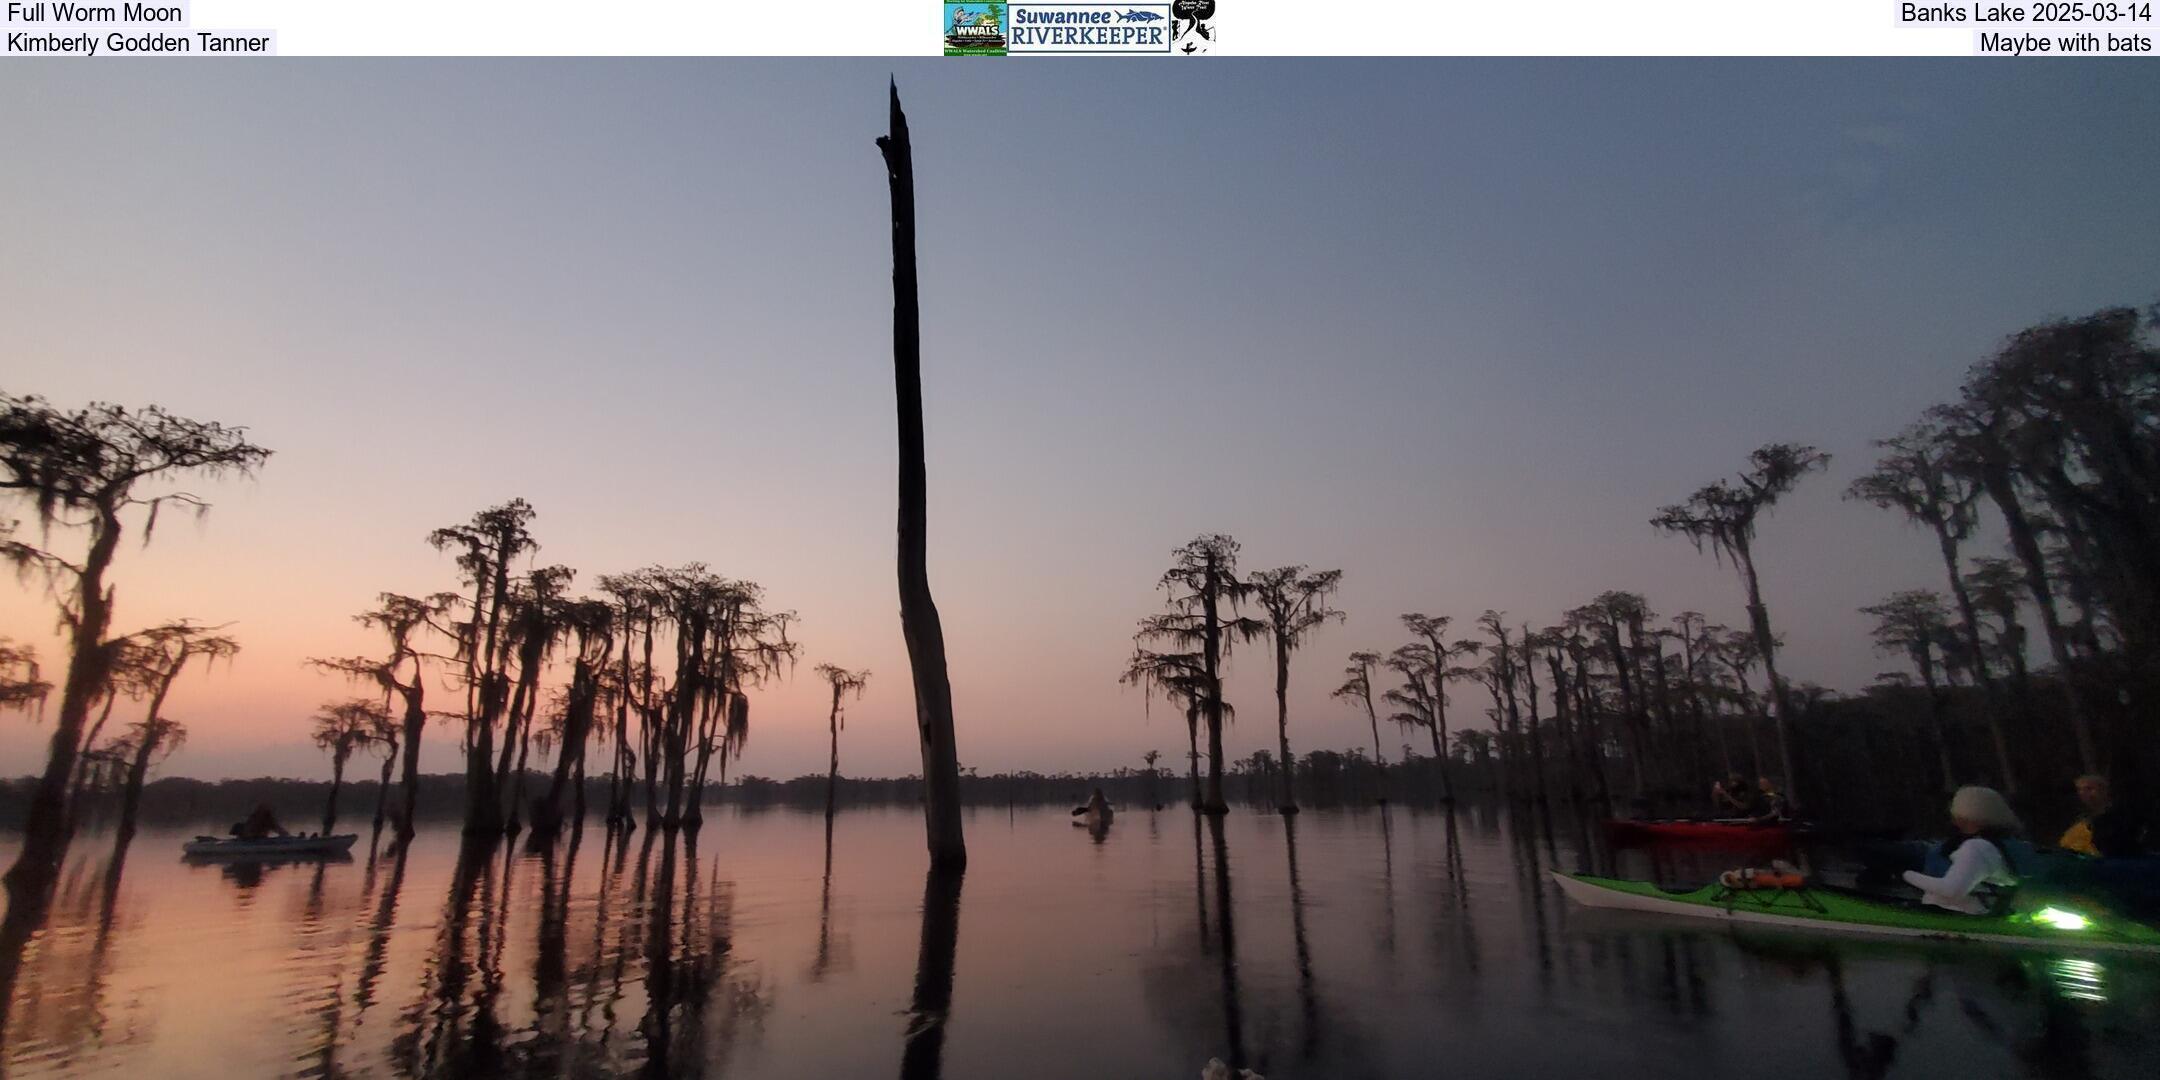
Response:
[1602,818,1793,846]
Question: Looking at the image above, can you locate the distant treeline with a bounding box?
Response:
[12,676,2123,840]
[0,767,1236,831]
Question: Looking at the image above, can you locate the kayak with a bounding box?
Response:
[1071,807,1113,830]
[1550,870,2160,954]
[183,833,358,859]
[1603,818,1792,845]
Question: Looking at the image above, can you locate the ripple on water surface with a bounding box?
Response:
[3,805,2158,1079]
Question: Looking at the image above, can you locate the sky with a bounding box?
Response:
[2,61,2157,784]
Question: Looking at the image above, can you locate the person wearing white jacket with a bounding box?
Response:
[1903,786,2022,915]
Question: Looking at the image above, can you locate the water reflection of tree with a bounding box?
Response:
[1431,807,1481,979]
[1504,804,1556,986]
[1282,815,1319,1062]
[899,865,964,1080]
[1717,935,2104,1080]
[529,826,579,1074]
[353,846,409,1019]
[0,853,131,1066]
[809,812,853,983]
[395,838,496,1075]
[637,830,772,1077]
[1206,816,1248,1073]
[1144,812,1241,1070]
[1825,956,1904,1080]
[1375,805,1398,962]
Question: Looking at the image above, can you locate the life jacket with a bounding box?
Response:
[2059,819,2098,857]
[1719,866,1806,890]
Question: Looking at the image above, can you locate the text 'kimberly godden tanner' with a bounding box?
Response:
[5,29,269,52]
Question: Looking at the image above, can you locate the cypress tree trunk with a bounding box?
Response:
[371,741,396,837]
[1605,624,1649,799]
[1432,680,1454,802]
[63,693,121,846]
[880,82,966,869]
[1739,545,1803,808]
[1917,645,1956,794]
[1977,457,2098,774]
[466,675,506,836]
[506,695,536,835]
[539,659,599,834]
[1200,560,1229,815]
[1273,646,1297,813]
[396,683,426,841]
[1361,690,1388,803]
[324,745,349,834]
[2,504,121,924]
[1935,521,2018,794]
[115,727,160,855]
[1184,704,1202,809]
[826,687,843,818]
[1522,647,1551,808]
[608,624,633,828]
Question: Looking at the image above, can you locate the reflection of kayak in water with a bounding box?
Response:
[183,833,358,859]
[1550,870,2160,954]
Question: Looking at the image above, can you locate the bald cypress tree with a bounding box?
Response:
[1849,421,2017,793]
[1333,651,1388,801]
[0,393,270,923]
[1653,443,1829,806]
[1134,535,1264,814]
[428,499,539,836]
[311,592,454,841]
[1250,565,1343,813]
[816,664,870,817]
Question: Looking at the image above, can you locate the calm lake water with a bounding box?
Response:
[2,804,2157,1079]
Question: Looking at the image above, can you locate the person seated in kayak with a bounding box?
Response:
[230,802,290,840]
[1711,772,1760,816]
[1749,777,1790,824]
[1085,787,1113,821]
[2058,774,2146,858]
[1902,786,2020,914]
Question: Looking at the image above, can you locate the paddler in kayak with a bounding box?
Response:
[2059,774,2146,858]
[1749,777,1790,824]
[1902,786,2020,914]
[230,802,291,841]
[1711,772,1759,817]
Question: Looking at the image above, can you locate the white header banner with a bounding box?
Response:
[4,0,2155,55]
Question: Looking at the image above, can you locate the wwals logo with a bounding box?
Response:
[944,2,1008,55]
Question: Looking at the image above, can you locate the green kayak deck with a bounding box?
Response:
[1551,871,2160,954]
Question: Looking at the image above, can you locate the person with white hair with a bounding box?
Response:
[1902,785,2022,914]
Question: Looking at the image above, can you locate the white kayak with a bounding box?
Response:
[183,833,359,859]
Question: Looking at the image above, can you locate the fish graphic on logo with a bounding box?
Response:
[1118,8,1164,19]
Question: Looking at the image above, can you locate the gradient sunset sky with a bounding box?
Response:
[3,61,2156,783]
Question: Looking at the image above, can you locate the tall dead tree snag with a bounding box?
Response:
[879,81,966,871]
